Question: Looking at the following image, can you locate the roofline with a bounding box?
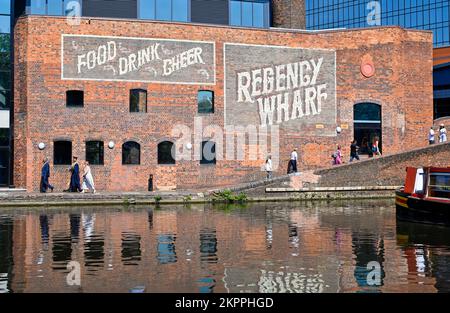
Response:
[17,14,433,36]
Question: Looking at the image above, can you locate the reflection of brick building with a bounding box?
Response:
[14,15,433,191]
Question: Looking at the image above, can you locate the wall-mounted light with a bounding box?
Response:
[108,141,115,149]
[336,127,342,134]
[185,143,192,150]
[38,142,46,150]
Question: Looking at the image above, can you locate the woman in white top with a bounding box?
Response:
[265,156,273,180]
[439,124,447,143]
[81,161,96,193]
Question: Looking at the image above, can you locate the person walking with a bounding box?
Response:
[429,127,435,145]
[332,145,342,165]
[349,140,360,162]
[68,156,81,192]
[372,137,382,156]
[40,157,54,193]
[81,161,96,193]
[288,149,298,174]
[439,124,447,143]
[265,156,273,180]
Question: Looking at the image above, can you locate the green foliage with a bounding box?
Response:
[183,195,192,203]
[154,195,162,203]
[212,190,248,203]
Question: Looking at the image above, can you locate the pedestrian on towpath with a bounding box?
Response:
[66,156,81,192]
[332,145,342,165]
[81,161,96,193]
[287,149,298,174]
[429,127,436,145]
[265,156,273,180]
[439,124,447,143]
[40,157,54,193]
[349,140,360,163]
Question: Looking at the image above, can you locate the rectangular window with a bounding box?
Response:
[252,2,264,28]
[0,15,10,33]
[156,0,171,21]
[29,0,47,15]
[0,70,10,91]
[230,1,241,26]
[0,128,9,146]
[47,0,63,16]
[241,1,253,27]
[54,141,72,165]
[0,89,10,110]
[139,0,156,19]
[200,141,216,165]
[66,90,84,107]
[0,0,11,15]
[172,0,188,22]
[130,89,147,113]
[86,141,104,165]
[198,90,214,113]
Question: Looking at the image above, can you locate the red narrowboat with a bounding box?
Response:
[396,167,450,225]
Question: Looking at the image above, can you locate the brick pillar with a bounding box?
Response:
[272,0,306,30]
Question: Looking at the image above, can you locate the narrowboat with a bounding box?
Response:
[395,167,450,226]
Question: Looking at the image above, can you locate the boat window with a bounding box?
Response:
[428,172,450,198]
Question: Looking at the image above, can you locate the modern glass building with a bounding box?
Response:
[306,0,450,48]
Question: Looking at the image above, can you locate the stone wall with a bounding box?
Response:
[315,142,450,187]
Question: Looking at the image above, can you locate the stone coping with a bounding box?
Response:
[266,186,400,193]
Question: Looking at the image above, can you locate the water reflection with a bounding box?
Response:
[0,201,450,292]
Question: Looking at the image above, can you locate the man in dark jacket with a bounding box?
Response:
[40,157,54,193]
[69,156,81,192]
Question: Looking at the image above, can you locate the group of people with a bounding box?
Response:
[331,137,381,166]
[40,156,96,193]
[429,124,447,144]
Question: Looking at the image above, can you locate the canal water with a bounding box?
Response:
[1,200,449,293]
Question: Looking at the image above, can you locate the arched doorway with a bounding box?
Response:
[354,103,382,155]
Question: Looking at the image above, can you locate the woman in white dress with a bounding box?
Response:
[439,124,447,143]
[81,161,96,193]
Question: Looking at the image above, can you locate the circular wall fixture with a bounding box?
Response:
[186,143,193,150]
[108,141,115,149]
[336,127,342,134]
[361,62,375,78]
[38,142,46,150]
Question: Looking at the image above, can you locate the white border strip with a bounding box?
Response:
[61,34,216,85]
[223,42,337,128]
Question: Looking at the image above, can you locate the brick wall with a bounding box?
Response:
[315,142,450,187]
[14,16,433,191]
[272,0,306,29]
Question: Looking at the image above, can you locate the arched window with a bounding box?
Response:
[122,141,141,165]
[86,141,104,165]
[54,140,72,165]
[66,90,84,107]
[130,89,147,113]
[198,90,214,113]
[353,103,382,155]
[158,141,175,165]
[200,140,216,165]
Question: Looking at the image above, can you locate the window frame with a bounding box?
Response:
[157,140,176,165]
[200,140,216,165]
[53,140,72,165]
[122,141,141,165]
[85,140,104,165]
[66,90,84,107]
[129,88,148,113]
[197,90,214,114]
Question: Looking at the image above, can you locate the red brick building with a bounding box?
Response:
[14,15,433,192]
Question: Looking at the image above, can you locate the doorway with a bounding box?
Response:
[354,103,382,155]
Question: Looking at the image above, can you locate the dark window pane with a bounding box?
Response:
[156,0,171,21]
[86,141,104,165]
[47,0,63,15]
[354,103,382,121]
[0,52,11,71]
[0,0,11,15]
[122,141,140,165]
[0,89,10,109]
[0,71,10,91]
[198,90,214,113]
[200,141,216,165]
[130,89,147,113]
[139,0,156,19]
[230,1,241,26]
[158,141,175,164]
[66,90,84,107]
[0,148,9,186]
[54,141,72,165]
[434,97,450,119]
[173,0,188,22]
[0,15,10,33]
[0,34,10,53]
[0,128,9,146]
